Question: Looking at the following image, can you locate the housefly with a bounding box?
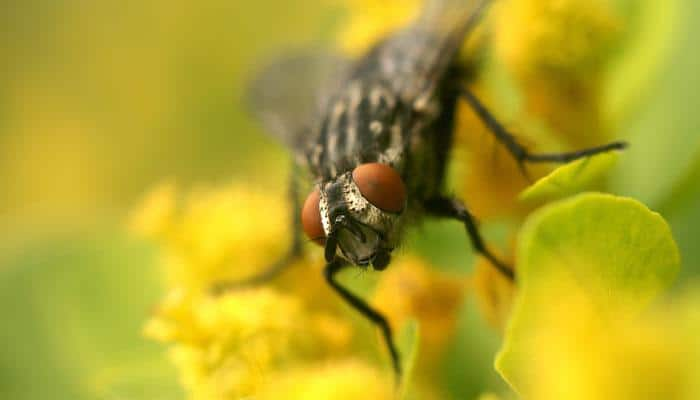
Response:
[221,0,626,380]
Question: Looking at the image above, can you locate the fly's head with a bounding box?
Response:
[301,163,407,270]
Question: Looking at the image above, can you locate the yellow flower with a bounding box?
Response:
[135,181,463,398]
[454,0,627,217]
[492,0,623,147]
[471,256,516,333]
[132,183,292,291]
[145,287,354,399]
[256,359,395,400]
[493,0,621,80]
[452,85,552,218]
[372,255,467,367]
[129,180,177,238]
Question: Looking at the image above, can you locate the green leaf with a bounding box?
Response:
[609,0,700,208]
[0,230,182,400]
[397,320,420,400]
[495,193,680,393]
[605,0,678,124]
[662,161,700,279]
[442,300,512,400]
[519,152,621,203]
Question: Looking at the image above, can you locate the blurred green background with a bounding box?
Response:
[1,0,698,399]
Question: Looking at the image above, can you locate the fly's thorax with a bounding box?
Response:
[306,71,449,205]
[309,78,412,180]
[318,171,404,266]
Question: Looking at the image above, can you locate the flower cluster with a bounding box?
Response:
[492,0,622,147]
[132,182,468,399]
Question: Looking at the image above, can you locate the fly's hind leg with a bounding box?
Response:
[211,162,304,294]
[459,86,627,177]
[425,196,515,281]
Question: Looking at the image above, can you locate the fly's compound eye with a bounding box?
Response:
[352,163,407,213]
[301,188,325,246]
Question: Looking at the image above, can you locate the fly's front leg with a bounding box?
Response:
[459,86,627,176]
[425,196,515,281]
[324,258,402,380]
[211,162,304,294]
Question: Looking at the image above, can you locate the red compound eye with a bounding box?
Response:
[301,188,325,246]
[352,163,406,213]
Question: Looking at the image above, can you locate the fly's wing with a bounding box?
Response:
[245,50,351,158]
[352,0,490,103]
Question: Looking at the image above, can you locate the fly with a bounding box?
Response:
[216,0,627,381]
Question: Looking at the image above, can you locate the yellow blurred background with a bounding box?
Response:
[1,1,346,231]
[2,0,700,399]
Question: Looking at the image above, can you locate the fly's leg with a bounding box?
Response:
[211,163,303,294]
[425,196,515,281]
[459,86,627,176]
[324,258,402,380]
